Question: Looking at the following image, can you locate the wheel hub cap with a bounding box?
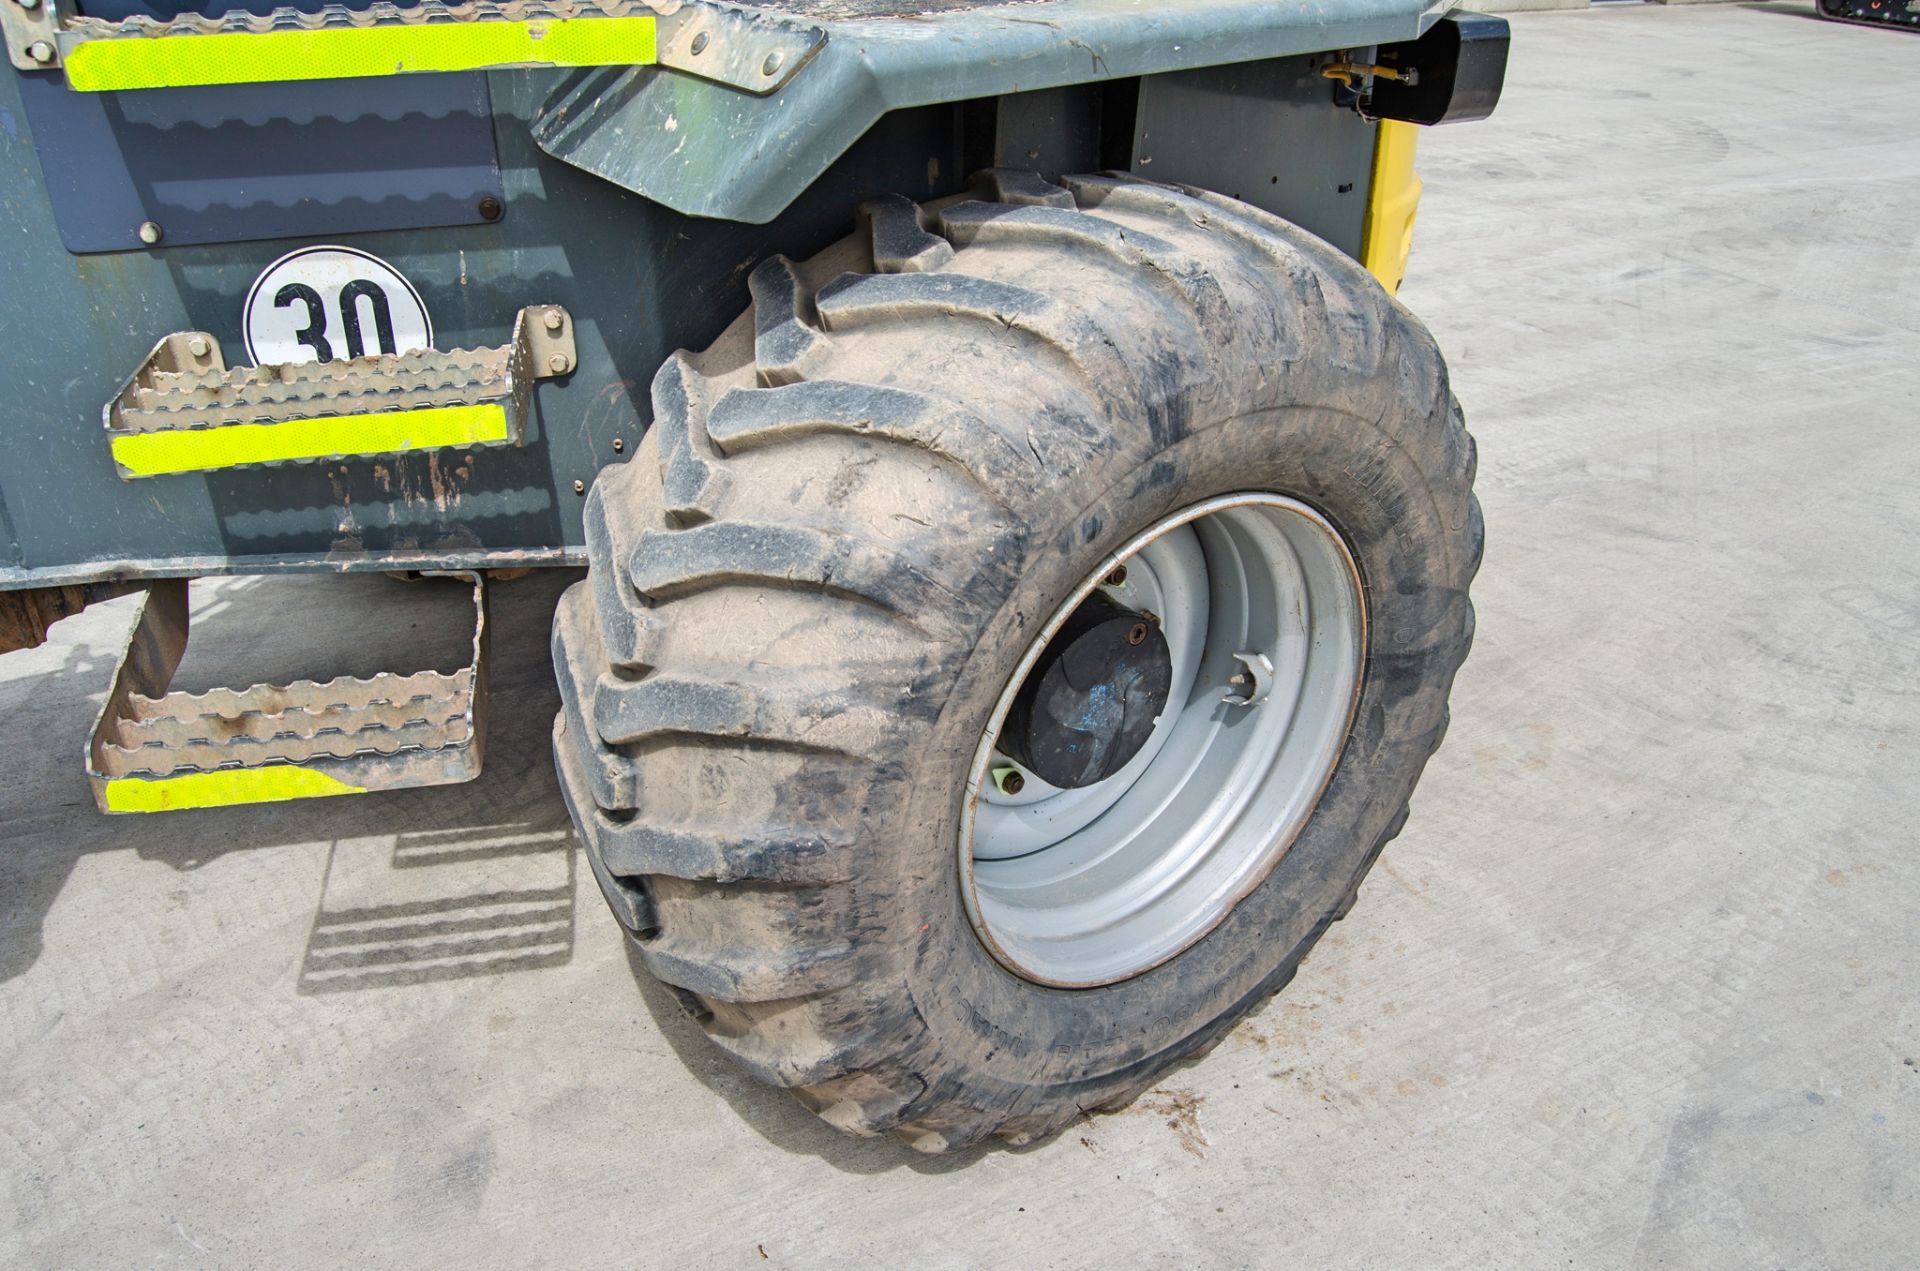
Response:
[996,592,1173,789]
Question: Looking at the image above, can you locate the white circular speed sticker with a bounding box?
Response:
[242,245,433,366]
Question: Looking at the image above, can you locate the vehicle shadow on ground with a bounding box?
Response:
[1738,1,1845,21]
[2,565,1036,1171]
[619,941,1047,1174]
[0,570,582,989]
[295,817,578,994]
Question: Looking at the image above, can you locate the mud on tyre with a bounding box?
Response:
[551,170,1480,1152]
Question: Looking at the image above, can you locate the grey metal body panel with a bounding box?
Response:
[17,73,505,254]
[1132,56,1379,255]
[535,0,1436,223]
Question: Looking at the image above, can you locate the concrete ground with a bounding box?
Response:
[3,5,1915,1266]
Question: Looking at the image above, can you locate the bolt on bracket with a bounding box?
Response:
[2,0,63,70]
[654,3,824,95]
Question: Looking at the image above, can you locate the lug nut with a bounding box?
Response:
[993,766,1026,796]
[1103,564,1128,587]
[1140,609,1161,627]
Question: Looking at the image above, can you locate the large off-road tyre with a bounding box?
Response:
[551,171,1480,1152]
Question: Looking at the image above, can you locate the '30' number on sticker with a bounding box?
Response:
[242,245,434,367]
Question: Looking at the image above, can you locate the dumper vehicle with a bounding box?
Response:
[0,0,1506,1150]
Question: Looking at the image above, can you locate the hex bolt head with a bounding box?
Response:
[542,308,564,333]
[18,0,42,12]
[761,49,784,77]
[689,30,709,55]
[186,335,211,358]
[1103,564,1128,587]
[27,39,53,63]
[137,220,163,245]
[546,352,571,374]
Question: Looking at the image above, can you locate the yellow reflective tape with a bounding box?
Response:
[1361,120,1422,296]
[65,16,658,92]
[111,403,510,477]
[105,766,367,812]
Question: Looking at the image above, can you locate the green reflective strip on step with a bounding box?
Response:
[64,16,658,92]
[105,767,368,812]
[111,403,511,477]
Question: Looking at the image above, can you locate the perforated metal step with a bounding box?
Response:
[103,306,573,479]
[87,573,489,813]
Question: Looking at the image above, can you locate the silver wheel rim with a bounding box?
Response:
[958,493,1367,988]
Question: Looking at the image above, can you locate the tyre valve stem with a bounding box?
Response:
[1223,650,1276,708]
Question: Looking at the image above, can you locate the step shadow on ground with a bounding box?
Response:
[0,569,584,992]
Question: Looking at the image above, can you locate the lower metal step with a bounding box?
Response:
[86,572,489,813]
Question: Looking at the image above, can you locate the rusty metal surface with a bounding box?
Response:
[0,580,142,653]
[0,587,87,654]
[84,571,490,809]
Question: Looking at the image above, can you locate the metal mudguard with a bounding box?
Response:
[535,0,1443,224]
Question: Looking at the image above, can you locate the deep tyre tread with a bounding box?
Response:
[552,170,1480,1152]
